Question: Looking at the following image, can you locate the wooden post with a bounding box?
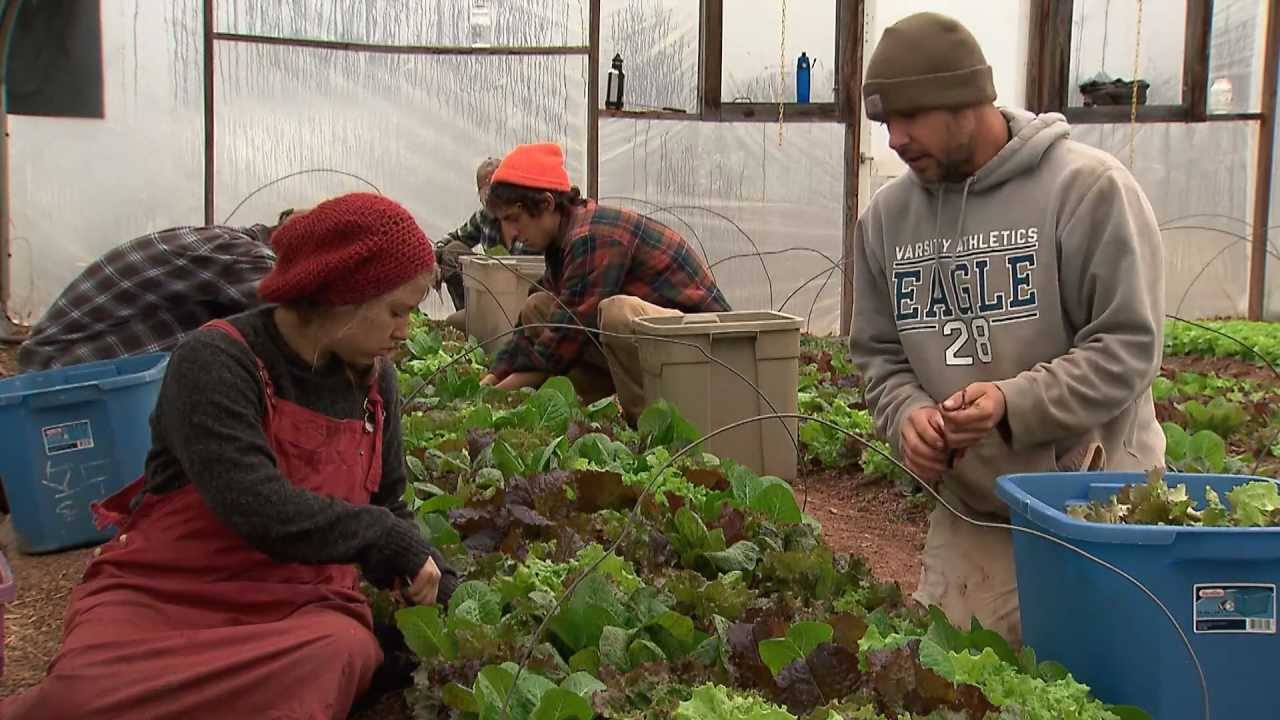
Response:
[838,0,863,337]
[203,0,215,225]
[1247,0,1279,320]
[587,0,600,199]
[699,0,723,120]
[1025,0,1072,114]
[1182,0,1212,122]
[0,0,23,330]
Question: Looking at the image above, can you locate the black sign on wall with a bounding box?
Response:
[5,0,104,119]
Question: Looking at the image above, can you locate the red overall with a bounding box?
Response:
[2,320,386,720]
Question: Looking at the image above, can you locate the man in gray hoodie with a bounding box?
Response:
[849,12,1165,645]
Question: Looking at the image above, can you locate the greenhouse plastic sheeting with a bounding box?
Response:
[212,40,588,322]
[7,0,1279,328]
[598,0,698,114]
[7,1,204,325]
[215,0,588,47]
[599,119,845,334]
[1072,122,1262,320]
[7,0,590,325]
[9,0,847,334]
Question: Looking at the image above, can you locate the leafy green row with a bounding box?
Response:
[379,317,1150,720]
[1163,319,1280,365]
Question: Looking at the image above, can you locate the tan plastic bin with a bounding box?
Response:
[634,311,803,480]
[461,255,546,351]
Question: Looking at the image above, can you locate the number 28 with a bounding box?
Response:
[943,318,993,366]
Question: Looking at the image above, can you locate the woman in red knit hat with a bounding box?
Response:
[3,192,455,720]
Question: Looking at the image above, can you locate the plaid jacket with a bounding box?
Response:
[18,224,277,372]
[441,208,503,253]
[492,201,730,377]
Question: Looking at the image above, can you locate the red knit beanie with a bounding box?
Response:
[258,192,435,306]
[491,143,572,192]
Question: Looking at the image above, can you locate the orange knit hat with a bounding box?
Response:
[491,143,572,192]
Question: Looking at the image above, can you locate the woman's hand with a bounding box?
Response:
[480,373,499,386]
[406,557,441,605]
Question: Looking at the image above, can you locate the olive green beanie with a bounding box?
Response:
[862,12,996,122]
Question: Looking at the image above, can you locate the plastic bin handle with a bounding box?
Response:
[681,313,723,325]
[27,385,102,409]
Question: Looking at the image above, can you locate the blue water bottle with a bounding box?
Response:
[796,52,811,103]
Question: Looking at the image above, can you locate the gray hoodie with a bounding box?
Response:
[849,108,1165,519]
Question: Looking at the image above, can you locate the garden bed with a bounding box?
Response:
[355,322,1148,719]
[3,317,1278,718]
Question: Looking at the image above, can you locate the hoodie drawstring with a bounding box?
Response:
[933,176,978,327]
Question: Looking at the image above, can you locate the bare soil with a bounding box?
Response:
[1161,353,1277,385]
[796,471,928,593]
[0,343,17,378]
[0,539,92,699]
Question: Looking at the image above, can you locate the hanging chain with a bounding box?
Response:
[778,0,787,146]
[1128,0,1144,168]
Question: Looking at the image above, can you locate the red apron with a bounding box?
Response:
[3,320,387,720]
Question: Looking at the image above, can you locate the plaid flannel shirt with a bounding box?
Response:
[492,201,730,377]
[18,224,277,372]
[442,208,504,253]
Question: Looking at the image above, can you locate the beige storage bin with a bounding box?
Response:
[634,311,802,480]
[461,255,546,351]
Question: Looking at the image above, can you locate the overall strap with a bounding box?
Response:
[202,319,277,414]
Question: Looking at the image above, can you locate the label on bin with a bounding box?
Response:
[1194,584,1276,634]
[42,420,95,456]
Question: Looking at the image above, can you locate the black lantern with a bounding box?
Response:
[606,54,625,110]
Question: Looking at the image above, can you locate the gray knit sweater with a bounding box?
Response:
[142,306,443,590]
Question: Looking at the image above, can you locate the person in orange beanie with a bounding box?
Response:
[3,192,456,720]
[478,142,730,424]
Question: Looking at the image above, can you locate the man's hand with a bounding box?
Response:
[901,406,950,484]
[939,382,1007,449]
[480,373,499,386]
[496,371,550,390]
[406,557,441,606]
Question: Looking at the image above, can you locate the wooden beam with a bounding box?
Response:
[211,32,589,56]
[1247,0,1279,320]
[1206,112,1267,122]
[839,0,864,337]
[718,103,839,122]
[1183,0,1212,122]
[203,0,215,225]
[1064,105,1189,124]
[700,0,723,120]
[587,0,600,199]
[0,0,22,324]
[598,105,840,123]
[1026,0,1072,114]
[600,109,694,121]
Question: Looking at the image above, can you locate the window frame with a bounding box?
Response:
[1027,0,1266,123]
[600,0,852,124]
